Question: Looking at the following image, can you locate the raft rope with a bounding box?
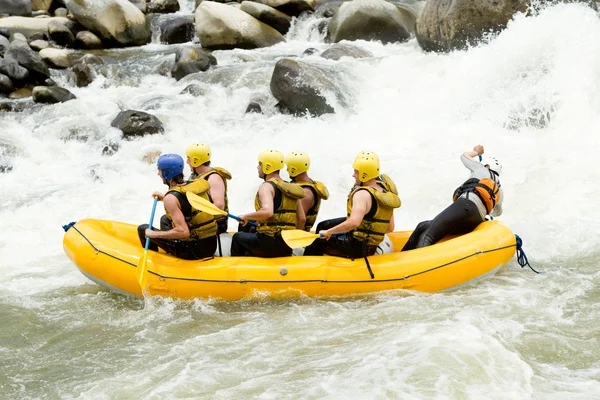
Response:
[63,222,136,267]
[515,234,540,274]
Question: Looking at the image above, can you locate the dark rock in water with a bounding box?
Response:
[111,110,164,139]
[47,19,75,47]
[72,62,94,87]
[251,0,315,17]
[159,16,195,44]
[171,46,217,81]
[0,0,32,17]
[302,47,318,56]
[5,39,50,81]
[102,140,120,156]
[147,0,181,13]
[245,101,262,114]
[0,28,10,39]
[32,85,76,103]
[180,83,205,96]
[240,1,292,35]
[0,35,9,55]
[74,31,103,49]
[0,164,13,173]
[0,73,14,94]
[321,43,372,60]
[0,57,30,83]
[328,0,413,44]
[270,58,339,116]
[317,19,329,37]
[77,53,104,66]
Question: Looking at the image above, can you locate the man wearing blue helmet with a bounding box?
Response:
[137,154,218,260]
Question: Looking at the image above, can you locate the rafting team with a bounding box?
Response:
[137,144,503,261]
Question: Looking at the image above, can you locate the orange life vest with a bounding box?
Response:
[453,177,501,214]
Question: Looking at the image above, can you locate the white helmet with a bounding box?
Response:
[482,157,502,176]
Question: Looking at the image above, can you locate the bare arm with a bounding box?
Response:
[146,194,190,239]
[320,191,371,238]
[207,174,226,211]
[239,183,275,223]
[387,212,395,233]
[295,188,313,229]
[295,200,306,230]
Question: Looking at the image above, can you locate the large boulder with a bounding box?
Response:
[171,46,217,81]
[416,0,527,52]
[147,0,180,13]
[250,0,315,17]
[31,0,54,11]
[159,15,195,44]
[0,0,32,16]
[110,110,164,139]
[32,85,76,103]
[74,30,103,48]
[47,19,75,47]
[39,47,71,68]
[5,39,50,81]
[64,0,151,46]
[72,61,94,86]
[270,58,342,116]
[0,57,30,82]
[195,1,284,50]
[328,0,414,43]
[321,43,372,60]
[29,39,50,51]
[0,16,71,39]
[0,74,14,94]
[240,1,292,35]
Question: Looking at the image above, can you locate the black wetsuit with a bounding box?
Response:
[303,218,378,258]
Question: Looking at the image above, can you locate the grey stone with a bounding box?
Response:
[110,110,164,139]
[147,0,180,13]
[0,0,32,17]
[5,39,50,80]
[32,85,76,103]
[240,1,292,35]
[159,16,195,44]
[0,56,30,82]
[321,43,372,60]
[47,19,75,47]
[171,46,217,81]
[74,30,102,49]
[72,61,94,87]
[0,73,14,94]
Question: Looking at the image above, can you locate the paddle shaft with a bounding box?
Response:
[137,197,158,287]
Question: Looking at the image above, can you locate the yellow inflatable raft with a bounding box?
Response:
[63,219,517,300]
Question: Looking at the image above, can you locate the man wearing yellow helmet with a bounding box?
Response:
[231,150,305,257]
[304,152,401,258]
[185,143,232,235]
[353,151,399,195]
[285,152,329,231]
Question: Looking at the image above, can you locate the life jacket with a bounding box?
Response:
[294,179,329,231]
[254,179,305,237]
[347,186,401,247]
[377,174,399,196]
[196,167,231,225]
[453,174,501,214]
[165,179,217,240]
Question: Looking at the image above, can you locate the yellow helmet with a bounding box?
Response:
[285,152,310,178]
[258,150,284,175]
[186,143,211,167]
[354,151,380,164]
[352,152,380,182]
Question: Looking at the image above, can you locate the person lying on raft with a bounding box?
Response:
[304,152,400,258]
[401,145,504,251]
[137,154,218,260]
[231,150,305,257]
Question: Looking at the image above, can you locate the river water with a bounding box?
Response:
[1,1,599,398]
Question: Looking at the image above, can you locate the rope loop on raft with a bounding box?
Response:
[62,221,76,232]
[515,234,540,274]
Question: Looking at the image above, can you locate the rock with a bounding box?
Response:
[64,0,152,46]
[147,0,180,13]
[28,31,47,41]
[245,101,262,114]
[5,39,50,80]
[10,32,28,42]
[0,74,14,94]
[0,16,72,39]
[102,140,119,156]
[128,0,147,13]
[77,53,103,65]
[240,1,292,35]
[0,35,9,55]
[171,46,217,81]
[328,0,414,44]
[321,43,372,60]
[302,47,318,56]
[47,19,75,46]
[195,1,285,50]
[0,57,30,82]
[0,0,32,17]
[44,77,56,85]
[159,15,195,44]
[28,39,50,50]
[54,7,68,17]
[72,61,94,86]
[180,83,205,96]
[416,0,527,52]
[315,0,343,18]
[270,58,340,116]
[32,85,75,103]
[9,87,33,98]
[74,30,102,49]
[110,110,164,139]
[39,47,71,68]
[0,98,35,112]
[250,0,314,17]
[32,0,54,12]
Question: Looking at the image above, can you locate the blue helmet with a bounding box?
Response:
[157,154,184,181]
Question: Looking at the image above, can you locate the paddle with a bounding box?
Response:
[281,229,344,249]
[136,197,159,291]
[186,192,256,226]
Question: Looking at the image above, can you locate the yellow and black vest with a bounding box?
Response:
[351,174,401,206]
[347,186,401,246]
[197,167,231,225]
[294,179,329,231]
[453,176,501,214]
[254,179,305,237]
[165,179,217,240]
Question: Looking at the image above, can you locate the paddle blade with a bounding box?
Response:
[137,252,149,287]
[281,230,321,249]
[186,192,227,216]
